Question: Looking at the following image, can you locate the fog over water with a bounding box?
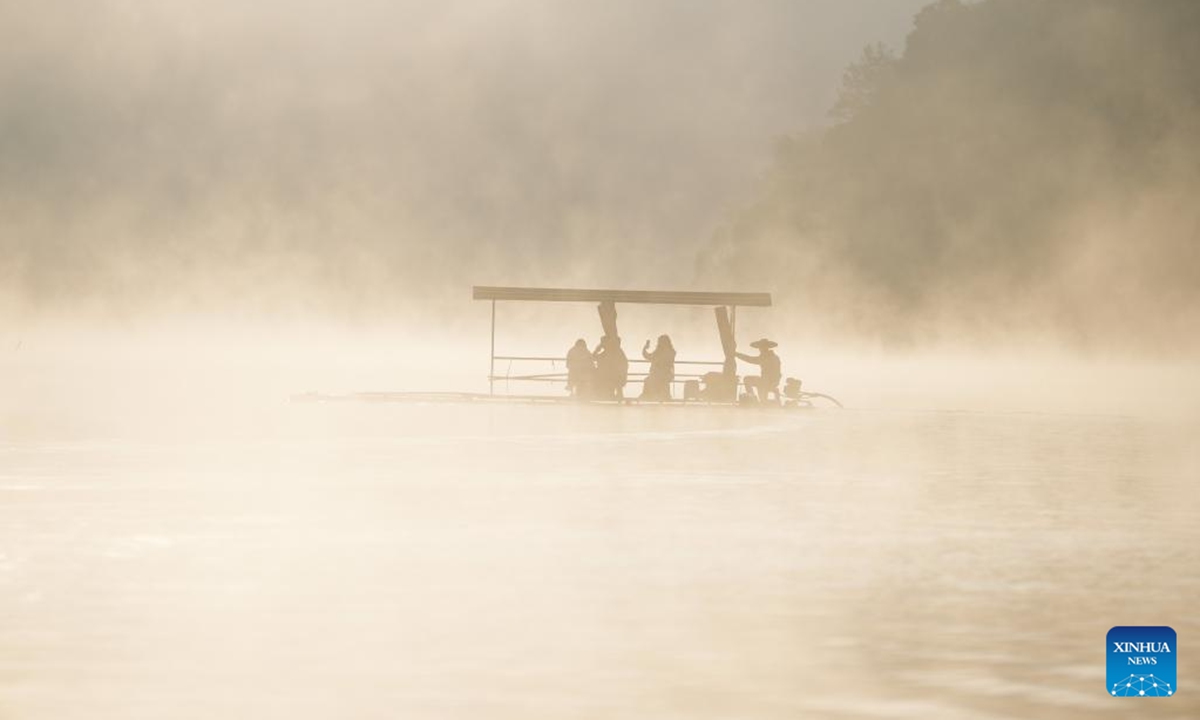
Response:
[4,1,1198,350]
[2,1,1199,718]
[2,0,923,320]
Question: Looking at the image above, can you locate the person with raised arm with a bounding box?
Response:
[735,338,782,404]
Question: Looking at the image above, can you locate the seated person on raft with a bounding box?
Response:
[735,338,782,404]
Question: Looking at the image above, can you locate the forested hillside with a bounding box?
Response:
[706,0,1200,349]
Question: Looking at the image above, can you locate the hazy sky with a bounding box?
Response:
[1,0,928,319]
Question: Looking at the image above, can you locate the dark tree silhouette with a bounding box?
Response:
[706,0,1200,349]
[829,42,896,124]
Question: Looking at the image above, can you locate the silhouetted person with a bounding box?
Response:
[736,338,782,404]
[640,334,675,401]
[592,335,629,400]
[566,338,594,397]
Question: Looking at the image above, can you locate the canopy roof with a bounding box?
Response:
[472,286,771,307]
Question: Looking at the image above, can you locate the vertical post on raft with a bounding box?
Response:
[489,299,496,396]
[597,300,618,338]
[730,305,737,341]
[715,305,736,371]
[713,306,739,403]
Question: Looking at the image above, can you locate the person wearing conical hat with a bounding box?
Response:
[735,338,782,404]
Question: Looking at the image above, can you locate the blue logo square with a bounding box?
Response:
[1107,626,1176,697]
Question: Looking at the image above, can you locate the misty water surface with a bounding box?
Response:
[1,400,1196,719]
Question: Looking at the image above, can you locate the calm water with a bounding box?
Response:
[1,402,1197,719]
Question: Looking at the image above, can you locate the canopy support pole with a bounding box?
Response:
[489,300,496,396]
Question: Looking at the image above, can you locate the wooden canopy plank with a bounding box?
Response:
[472,286,771,307]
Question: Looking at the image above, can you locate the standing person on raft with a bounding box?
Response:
[639,334,676,401]
[592,335,629,400]
[565,338,595,397]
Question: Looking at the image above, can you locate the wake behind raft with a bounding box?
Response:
[294,287,841,410]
